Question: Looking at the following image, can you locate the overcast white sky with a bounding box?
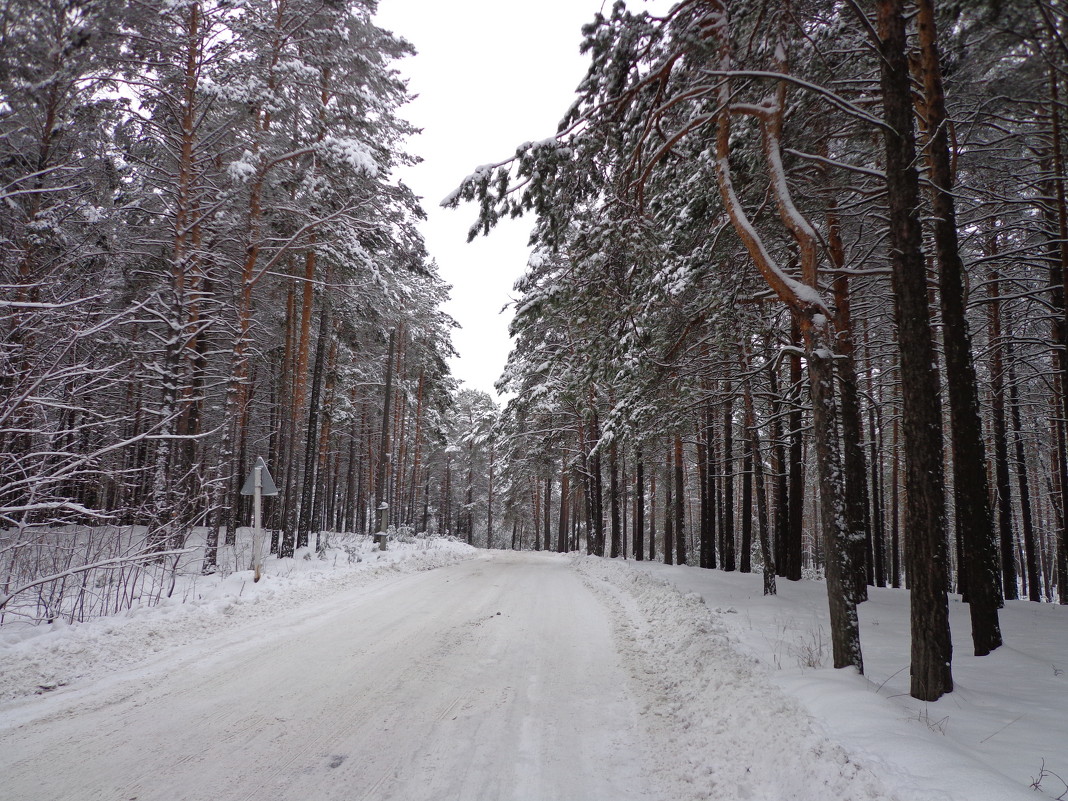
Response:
[373,1,617,399]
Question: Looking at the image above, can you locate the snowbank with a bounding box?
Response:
[577,555,901,801]
[590,558,1067,801]
[0,536,476,704]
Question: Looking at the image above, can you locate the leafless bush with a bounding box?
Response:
[1,525,194,625]
[789,626,827,669]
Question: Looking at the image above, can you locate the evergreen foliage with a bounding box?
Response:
[448,0,1068,701]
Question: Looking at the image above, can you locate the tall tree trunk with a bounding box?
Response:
[830,227,872,602]
[663,448,674,566]
[787,323,805,581]
[987,264,1017,600]
[297,301,331,550]
[722,387,736,571]
[374,329,396,548]
[464,456,474,546]
[151,2,206,553]
[1006,343,1041,601]
[422,467,431,535]
[868,403,887,589]
[915,0,1002,655]
[741,432,753,573]
[579,421,595,556]
[311,338,339,549]
[634,454,645,561]
[390,335,407,524]
[610,441,622,558]
[557,466,570,553]
[590,408,605,556]
[648,467,657,562]
[707,17,862,670]
[442,455,452,537]
[543,465,552,554]
[890,413,902,589]
[408,370,425,527]
[275,286,300,556]
[1046,65,1068,604]
[805,330,863,671]
[704,405,718,569]
[311,339,337,546]
[487,439,495,549]
[697,426,709,567]
[768,362,788,578]
[344,405,361,534]
[874,0,953,699]
[621,452,629,558]
[743,364,776,595]
[532,480,541,551]
[227,380,252,548]
[674,434,687,565]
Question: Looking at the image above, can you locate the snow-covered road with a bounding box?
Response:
[4,545,1061,801]
[1,552,658,801]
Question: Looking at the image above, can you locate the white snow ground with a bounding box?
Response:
[0,546,1065,801]
[625,560,1068,801]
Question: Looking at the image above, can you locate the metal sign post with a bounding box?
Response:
[253,465,263,580]
[241,457,279,581]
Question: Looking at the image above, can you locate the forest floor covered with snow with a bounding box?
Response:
[0,545,1064,800]
[614,559,1068,801]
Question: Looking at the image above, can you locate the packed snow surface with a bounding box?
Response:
[1,548,1065,801]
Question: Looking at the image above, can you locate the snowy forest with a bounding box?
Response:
[447,0,1068,703]
[1,0,465,613]
[2,0,1068,713]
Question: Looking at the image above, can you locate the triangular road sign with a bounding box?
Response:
[240,456,279,496]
